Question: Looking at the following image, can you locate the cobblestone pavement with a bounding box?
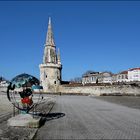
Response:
[93,96,140,110]
[35,95,140,139]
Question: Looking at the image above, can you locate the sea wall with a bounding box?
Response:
[1,85,140,96]
[58,85,140,96]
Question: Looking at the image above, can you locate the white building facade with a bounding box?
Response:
[128,68,140,82]
[82,72,112,85]
[98,72,112,84]
[116,71,128,83]
[82,72,99,85]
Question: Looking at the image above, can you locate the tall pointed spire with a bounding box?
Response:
[43,17,57,64]
[45,17,55,47]
[49,17,51,24]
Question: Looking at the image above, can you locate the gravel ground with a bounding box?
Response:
[0,92,13,114]
[93,96,140,110]
[0,120,38,140]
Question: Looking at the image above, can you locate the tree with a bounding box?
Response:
[0,76,2,82]
[70,77,82,83]
[96,78,98,84]
[0,76,9,83]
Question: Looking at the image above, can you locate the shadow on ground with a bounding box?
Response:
[38,112,65,127]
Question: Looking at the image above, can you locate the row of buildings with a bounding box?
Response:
[82,68,140,85]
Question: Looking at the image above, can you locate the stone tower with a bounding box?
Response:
[39,17,62,92]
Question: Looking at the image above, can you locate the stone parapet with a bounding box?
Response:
[58,85,140,96]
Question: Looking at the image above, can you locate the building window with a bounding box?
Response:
[54,81,56,84]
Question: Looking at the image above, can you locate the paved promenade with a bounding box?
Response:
[0,93,55,139]
[35,95,140,139]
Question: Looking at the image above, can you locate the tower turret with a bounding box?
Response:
[39,17,62,92]
[57,48,61,65]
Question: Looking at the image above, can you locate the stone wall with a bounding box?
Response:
[58,85,140,96]
[1,84,140,96]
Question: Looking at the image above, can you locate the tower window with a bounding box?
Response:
[46,75,47,78]
[54,81,56,84]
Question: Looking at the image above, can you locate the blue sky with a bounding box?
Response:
[0,1,140,81]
